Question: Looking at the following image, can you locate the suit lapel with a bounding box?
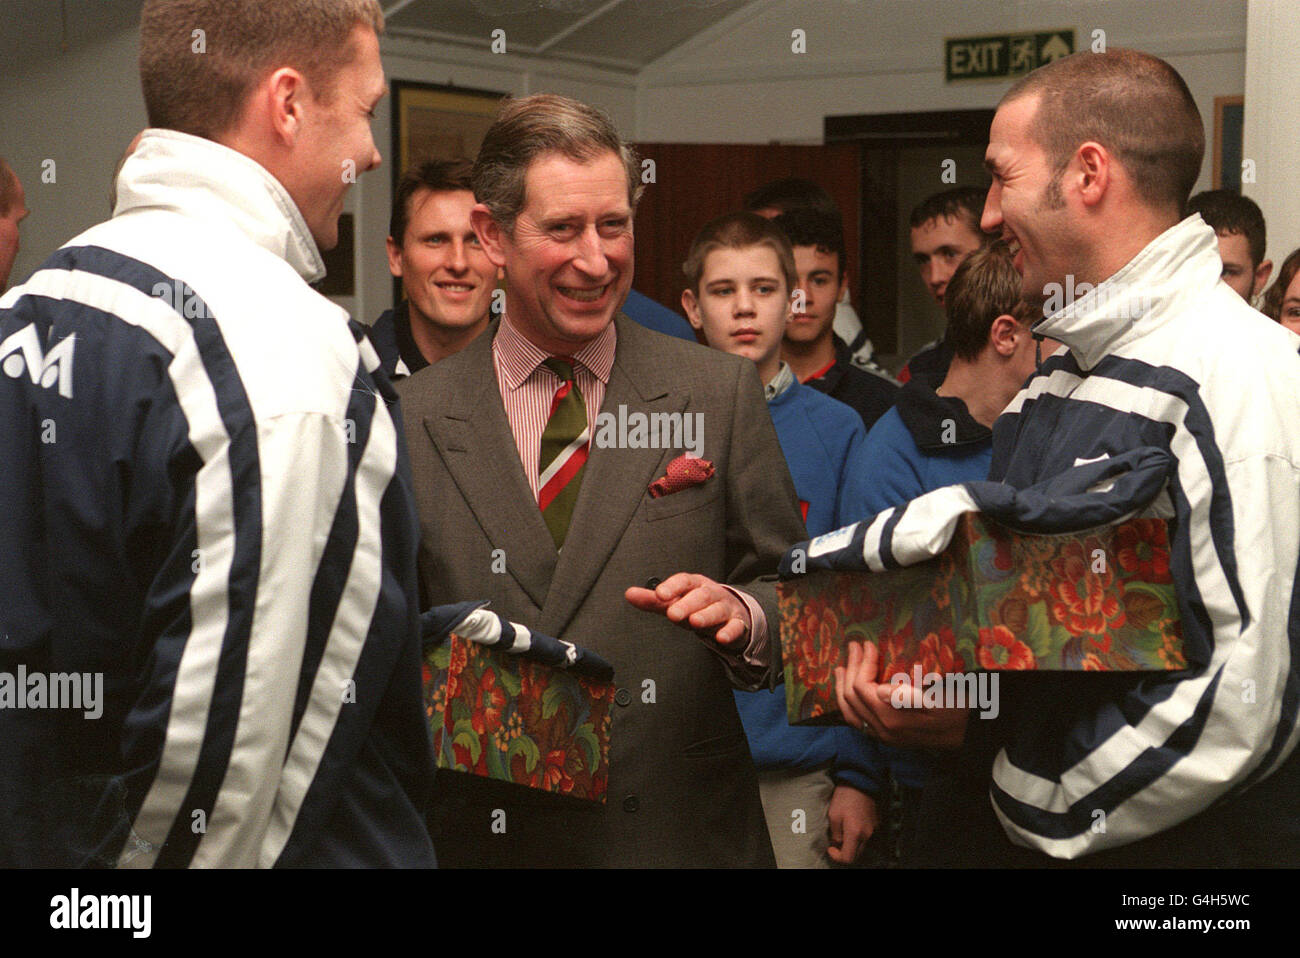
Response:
[539,317,687,636]
[422,332,556,610]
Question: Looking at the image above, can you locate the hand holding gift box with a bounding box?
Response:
[777,448,1186,733]
[420,603,615,803]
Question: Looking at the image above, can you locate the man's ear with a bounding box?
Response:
[385,235,402,278]
[1074,141,1111,208]
[262,66,308,146]
[1254,259,1274,299]
[989,314,1020,357]
[681,288,704,330]
[470,204,508,268]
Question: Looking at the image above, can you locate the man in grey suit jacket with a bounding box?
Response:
[397,93,807,867]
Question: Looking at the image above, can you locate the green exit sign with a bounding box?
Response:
[945,29,1075,83]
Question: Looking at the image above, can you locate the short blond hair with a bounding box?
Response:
[139,0,384,140]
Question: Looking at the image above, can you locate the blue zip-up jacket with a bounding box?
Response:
[733,376,881,794]
[849,378,993,512]
[838,378,993,789]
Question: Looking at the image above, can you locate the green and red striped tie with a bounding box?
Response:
[538,357,589,548]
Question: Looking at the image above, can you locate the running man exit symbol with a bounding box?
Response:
[945,29,1074,82]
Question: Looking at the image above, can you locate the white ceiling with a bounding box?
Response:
[0,0,763,79]
[380,0,759,73]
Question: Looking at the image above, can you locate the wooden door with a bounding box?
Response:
[631,143,862,320]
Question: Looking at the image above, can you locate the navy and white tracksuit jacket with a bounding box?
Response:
[0,130,436,867]
[787,216,1300,859]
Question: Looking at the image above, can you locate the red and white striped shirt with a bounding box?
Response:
[493,315,616,500]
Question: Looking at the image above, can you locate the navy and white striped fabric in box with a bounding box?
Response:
[780,446,1172,576]
[421,601,615,682]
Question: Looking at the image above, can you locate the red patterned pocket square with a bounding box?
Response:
[648,455,715,498]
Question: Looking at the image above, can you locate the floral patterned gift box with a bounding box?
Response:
[423,635,615,803]
[778,513,1186,726]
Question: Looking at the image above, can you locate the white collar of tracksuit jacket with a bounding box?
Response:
[113,128,327,286]
[1033,214,1221,373]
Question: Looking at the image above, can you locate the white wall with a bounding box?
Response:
[639,0,1247,201]
[1243,0,1300,270]
[0,27,148,291]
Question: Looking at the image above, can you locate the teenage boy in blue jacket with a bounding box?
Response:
[681,210,880,867]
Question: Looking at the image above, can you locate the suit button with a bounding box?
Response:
[614,687,632,707]
[644,577,662,590]
[622,794,640,813]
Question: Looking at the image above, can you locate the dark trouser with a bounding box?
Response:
[907,740,1300,868]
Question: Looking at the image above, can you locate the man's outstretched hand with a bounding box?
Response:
[625,572,748,646]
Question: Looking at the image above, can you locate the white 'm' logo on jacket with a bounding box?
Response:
[0,323,75,398]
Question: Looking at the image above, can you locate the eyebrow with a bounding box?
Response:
[705,275,782,285]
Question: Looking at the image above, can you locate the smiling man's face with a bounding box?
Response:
[481,150,633,354]
[387,187,498,336]
[982,94,1076,308]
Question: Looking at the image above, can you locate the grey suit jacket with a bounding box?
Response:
[397,314,807,867]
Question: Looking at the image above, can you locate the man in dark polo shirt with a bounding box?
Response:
[370,158,499,379]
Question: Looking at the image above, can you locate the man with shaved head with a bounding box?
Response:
[836,49,1300,867]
